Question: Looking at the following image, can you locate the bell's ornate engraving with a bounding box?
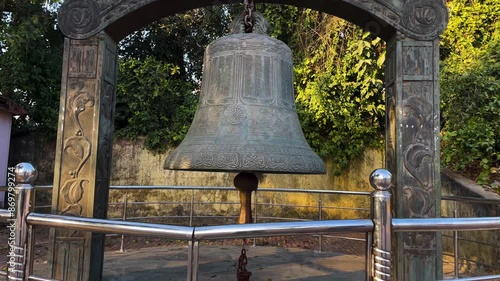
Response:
[164,32,325,174]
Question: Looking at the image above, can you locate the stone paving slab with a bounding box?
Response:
[27,244,458,280]
[101,245,366,281]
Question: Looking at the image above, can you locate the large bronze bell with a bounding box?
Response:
[165,11,326,278]
[164,12,325,175]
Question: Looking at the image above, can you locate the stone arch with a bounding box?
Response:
[59,0,447,41]
[51,1,448,280]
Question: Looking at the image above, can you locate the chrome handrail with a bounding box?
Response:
[0,184,371,194]
[393,217,500,232]
[194,219,373,240]
[27,213,194,240]
[441,195,500,205]
[439,275,500,281]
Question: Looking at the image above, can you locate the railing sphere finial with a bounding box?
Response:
[369,169,392,191]
[15,162,38,184]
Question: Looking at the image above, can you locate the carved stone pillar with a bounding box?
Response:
[48,33,117,281]
[385,34,443,280]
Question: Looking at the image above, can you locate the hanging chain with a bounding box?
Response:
[243,0,255,33]
[237,239,252,281]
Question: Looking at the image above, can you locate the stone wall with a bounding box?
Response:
[441,168,500,274]
[9,135,384,219]
[109,138,384,219]
[110,138,382,190]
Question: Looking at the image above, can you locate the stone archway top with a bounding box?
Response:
[58,0,448,42]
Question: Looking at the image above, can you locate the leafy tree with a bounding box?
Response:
[0,0,63,135]
[440,0,500,184]
[114,6,234,151]
[256,4,301,47]
[115,57,197,152]
[119,6,233,83]
[291,12,385,174]
[248,7,386,174]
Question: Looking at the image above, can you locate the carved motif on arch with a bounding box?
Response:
[402,0,448,38]
[58,0,100,36]
[57,0,448,41]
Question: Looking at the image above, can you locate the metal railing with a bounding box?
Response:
[441,195,500,278]
[23,184,500,274]
[1,164,500,281]
[105,185,371,252]
[11,182,372,252]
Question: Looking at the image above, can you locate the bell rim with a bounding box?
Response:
[164,148,326,175]
[162,166,326,175]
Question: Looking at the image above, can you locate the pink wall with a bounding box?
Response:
[0,110,12,206]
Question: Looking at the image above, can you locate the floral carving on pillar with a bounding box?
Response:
[401,83,437,253]
[61,80,95,216]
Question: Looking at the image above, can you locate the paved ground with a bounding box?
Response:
[2,229,459,280]
[28,244,459,281]
[30,245,367,281]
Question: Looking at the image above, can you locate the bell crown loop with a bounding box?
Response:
[230,11,270,35]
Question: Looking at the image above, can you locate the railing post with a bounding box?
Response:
[120,195,128,253]
[317,193,323,253]
[7,163,37,281]
[253,190,258,247]
[366,232,373,281]
[370,169,393,281]
[187,240,199,281]
[453,205,459,278]
[190,190,194,227]
[25,224,35,279]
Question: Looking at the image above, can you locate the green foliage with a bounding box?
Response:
[292,13,385,174]
[119,6,232,83]
[10,1,498,185]
[1,2,386,172]
[115,57,198,152]
[440,0,500,184]
[440,0,500,64]
[0,0,63,135]
[256,4,300,46]
[441,36,500,184]
[114,7,232,150]
[253,7,387,174]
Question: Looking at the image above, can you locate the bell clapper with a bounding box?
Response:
[234,172,258,224]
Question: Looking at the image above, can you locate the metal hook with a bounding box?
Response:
[243,0,255,32]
